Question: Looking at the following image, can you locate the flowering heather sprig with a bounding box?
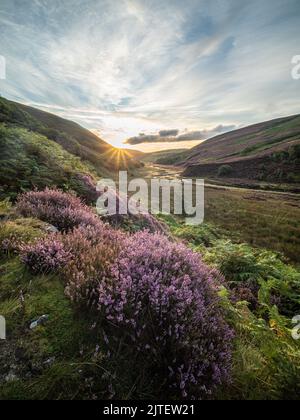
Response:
[75,173,100,204]
[1,237,23,254]
[63,225,125,306]
[21,236,72,275]
[94,231,233,399]
[16,188,100,232]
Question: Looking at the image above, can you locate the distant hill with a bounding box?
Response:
[141,149,190,165]
[0,97,141,174]
[181,115,300,185]
[123,149,145,160]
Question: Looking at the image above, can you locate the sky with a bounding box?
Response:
[0,0,300,152]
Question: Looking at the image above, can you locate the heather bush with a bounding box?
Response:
[106,211,169,235]
[91,231,232,399]
[16,188,101,232]
[21,235,72,275]
[100,190,169,235]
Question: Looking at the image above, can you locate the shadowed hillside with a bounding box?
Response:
[180,115,300,186]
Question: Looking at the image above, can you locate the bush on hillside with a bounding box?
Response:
[86,231,233,399]
[21,236,72,275]
[217,165,233,177]
[204,241,300,315]
[99,190,169,235]
[16,189,100,232]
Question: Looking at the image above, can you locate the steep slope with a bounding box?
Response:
[181,115,300,185]
[0,125,99,200]
[0,97,141,173]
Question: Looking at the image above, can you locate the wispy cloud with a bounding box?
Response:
[0,0,299,150]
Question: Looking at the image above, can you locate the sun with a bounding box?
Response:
[101,147,134,170]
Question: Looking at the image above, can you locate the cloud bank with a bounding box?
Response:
[125,125,237,145]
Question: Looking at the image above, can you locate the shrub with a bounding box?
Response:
[171,223,221,247]
[204,241,264,284]
[21,236,72,275]
[100,190,169,235]
[91,231,232,399]
[289,144,300,160]
[217,165,233,177]
[204,240,300,316]
[16,188,101,232]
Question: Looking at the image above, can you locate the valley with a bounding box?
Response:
[137,163,300,264]
[141,115,300,191]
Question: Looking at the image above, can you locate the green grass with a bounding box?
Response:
[0,125,98,200]
[204,187,300,263]
[139,164,300,264]
[0,255,96,400]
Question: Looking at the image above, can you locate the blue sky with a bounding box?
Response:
[0,0,300,151]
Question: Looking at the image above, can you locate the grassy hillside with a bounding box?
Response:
[0,125,99,200]
[0,97,141,174]
[181,115,300,185]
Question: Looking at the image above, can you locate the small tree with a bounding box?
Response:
[218,165,233,177]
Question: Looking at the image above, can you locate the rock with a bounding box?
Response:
[43,357,56,367]
[30,315,49,330]
[5,372,18,382]
[44,224,59,234]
